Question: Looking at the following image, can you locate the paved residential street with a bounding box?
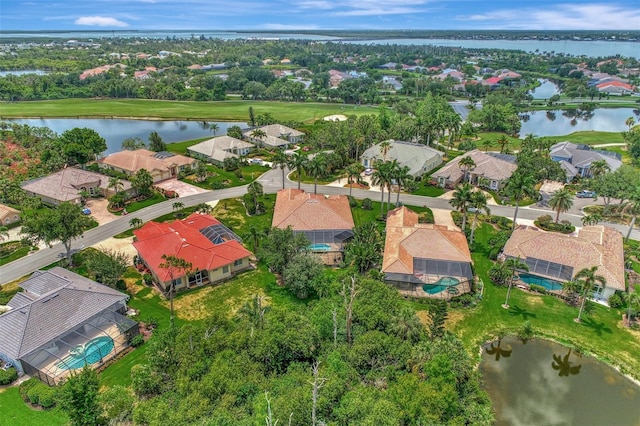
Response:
[1,167,638,286]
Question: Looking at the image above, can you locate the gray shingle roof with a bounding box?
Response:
[361,140,443,176]
[0,267,128,359]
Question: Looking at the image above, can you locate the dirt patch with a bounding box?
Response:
[523,294,544,306]
[154,178,209,197]
[416,310,431,326]
[92,236,138,261]
[445,310,466,329]
[173,283,267,322]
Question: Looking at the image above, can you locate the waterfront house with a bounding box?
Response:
[360,140,443,177]
[99,149,195,183]
[431,149,517,189]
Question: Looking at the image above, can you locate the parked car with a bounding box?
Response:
[364,168,373,176]
[250,158,263,165]
[2,362,12,371]
[82,207,91,215]
[576,190,597,198]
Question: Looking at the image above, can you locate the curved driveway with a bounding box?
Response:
[1,168,637,285]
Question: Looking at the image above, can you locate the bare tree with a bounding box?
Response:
[344,276,359,346]
[309,361,327,426]
[332,308,338,348]
[265,392,278,426]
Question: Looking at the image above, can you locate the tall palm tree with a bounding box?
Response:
[271,150,289,190]
[247,181,263,212]
[385,160,398,212]
[625,116,636,131]
[371,162,390,217]
[346,162,364,198]
[393,164,413,207]
[305,154,327,195]
[574,266,606,323]
[449,183,474,231]
[458,155,476,184]
[379,140,392,161]
[589,159,610,178]
[548,188,574,223]
[469,191,490,245]
[128,218,143,229]
[158,254,193,326]
[245,224,265,251]
[496,135,510,154]
[250,129,267,146]
[108,176,123,195]
[504,173,537,231]
[622,188,640,241]
[502,257,529,309]
[481,139,492,152]
[623,290,640,327]
[289,152,308,190]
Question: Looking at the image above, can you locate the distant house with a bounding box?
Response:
[382,206,473,299]
[431,150,517,190]
[360,140,443,177]
[596,81,635,95]
[133,213,252,293]
[21,167,132,206]
[243,124,304,149]
[272,189,354,265]
[0,203,20,226]
[550,141,622,180]
[187,136,254,166]
[502,225,625,301]
[0,267,138,385]
[99,149,196,183]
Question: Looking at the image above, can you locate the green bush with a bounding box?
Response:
[37,386,58,408]
[130,333,144,347]
[361,198,372,210]
[518,320,534,341]
[348,196,358,208]
[27,382,52,405]
[458,139,477,151]
[608,293,624,308]
[0,366,18,385]
[19,377,39,401]
[536,214,553,226]
[449,293,476,308]
[529,284,547,294]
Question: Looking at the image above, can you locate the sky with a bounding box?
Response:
[1,0,640,31]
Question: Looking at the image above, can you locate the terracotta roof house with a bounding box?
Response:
[382,207,473,299]
[243,124,304,149]
[360,140,443,177]
[99,149,195,183]
[431,150,517,190]
[272,189,354,265]
[502,225,625,301]
[596,81,635,95]
[0,203,20,226]
[133,213,252,293]
[0,267,138,385]
[550,141,622,180]
[187,136,254,166]
[21,167,133,206]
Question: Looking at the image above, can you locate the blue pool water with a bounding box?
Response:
[57,336,115,370]
[423,277,460,294]
[308,243,331,252]
[518,273,564,291]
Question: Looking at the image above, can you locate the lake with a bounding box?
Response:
[519,107,639,137]
[0,70,50,77]
[480,337,640,426]
[529,79,560,100]
[4,118,247,154]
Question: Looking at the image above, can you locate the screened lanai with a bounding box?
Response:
[386,258,474,300]
[506,255,574,282]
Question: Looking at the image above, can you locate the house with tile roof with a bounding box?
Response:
[0,203,20,226]
[133,213,252,292]
[596,80,635,95]
[382,207,473,299]
[502,225,625,301]
[0,267,138,385]
[550,141,622,180]
[360,140,443,177]
[21,167,133,206]
[243,124,304,149]
[187,135,254,166]
[99,149,195,183]
[272,189,354,265]
[431,149,517,190]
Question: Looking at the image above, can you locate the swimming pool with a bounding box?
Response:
[422,277,460,294]
[518,273,564,291]
[308,243,331,252]
[57,336,115,371]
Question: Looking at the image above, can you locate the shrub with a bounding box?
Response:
[143,273,153,285]
[27,382,53,406]
[518,321,534,341]
[536,214,553,226]
[0,367,18,385]
[38,386,58,408]
[130,333,144,347]
[529,284,547,294]
[361,198,373,210]
[19,377,39,401]
[348,196,358,208]
[458,139,477,151]
[449,293,476,308]
[608,293,624,308]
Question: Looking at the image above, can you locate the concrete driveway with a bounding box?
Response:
[155,178,210,197]
[84,198,117,225]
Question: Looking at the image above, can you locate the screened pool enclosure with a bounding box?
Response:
[385,257,474,299]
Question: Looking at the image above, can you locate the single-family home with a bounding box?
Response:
[382,206,473,299]
[0,203,20,226]
[431,150,517,190]
[272,189,354,265]
[99,149,196,183]
[21,167,133,206]
[0,267,139,385]
[502,225,625,301]
[243,124,304,149]
[133,213,252,293]
[550,141,622,180]
[360,140,443,177]
[596,81,635,95]
[187,136,254,166]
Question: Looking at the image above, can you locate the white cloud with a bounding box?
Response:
[74,16,129,27]
[289,0,431,16]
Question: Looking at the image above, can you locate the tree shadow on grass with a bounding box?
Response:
[508,305,537,321]
[580,317,612,336]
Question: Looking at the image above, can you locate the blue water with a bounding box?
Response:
[422,276,460,294]
[308,243,331,252]
[57,336,115,370]
[519,273,564,291]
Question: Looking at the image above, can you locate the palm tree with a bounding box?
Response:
[129,218,143,229]
[393,164,413,207]
[0,226,9,242]
[458,155,476,184]
[496,135,510,154]
[289,152,308,190]
[548,189,574,223]
[589,159,610,178]
[271,150,289,190]
[245,224,265,251]
[379,140,392,161]
[623,290,640,327]
[581,213,602,226]
[574,266,606,323]
[108,176,123,195]
[622,188,640,241]
[345,162,364,198]
[469,191,490,245]
[158,255,193,325]
[449,183,474,231]
[371,162,391,217]
[247,181,263,213]
[481,139,493,152]
[625,116,636,131]
[504,173,537,231]
[384,160,398,212]
[250,129,267,146]
[172,201,184,212]
[305,154,327,195]
[502,257,529,309]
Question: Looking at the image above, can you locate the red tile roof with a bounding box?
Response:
[133,213,252,281]
[272,189,354,231]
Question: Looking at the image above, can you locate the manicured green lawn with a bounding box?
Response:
[472,130,624,153]
[181,164,269,190]
[351,200,433,228]
[211,195,275,236]
[166,137,211,155]
[0,244,37,266]
[411,183,446,197]
[120,192,167,214]
[0,99,378,123]
[0,388,68,426]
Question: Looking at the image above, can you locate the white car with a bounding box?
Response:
[364,168,373,176]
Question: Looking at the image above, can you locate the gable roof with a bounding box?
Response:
[21,167,132,202]
[272,189,354,232]
[100,149,194,174]
[360,140,443,176]
[188,136,254,159]
[503,225,625,291]
[0,267,128,359]
[382,207,472,274]
[0,203,20,220]
[133,213,252,281]
[550,142,622,171]
[431,149,517,183]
